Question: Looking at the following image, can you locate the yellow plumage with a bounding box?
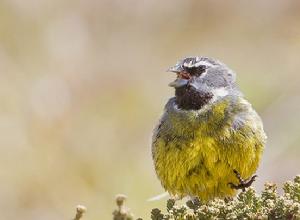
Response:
[152,96,266,201]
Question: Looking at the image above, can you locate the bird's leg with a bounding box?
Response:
[228,169,257,192]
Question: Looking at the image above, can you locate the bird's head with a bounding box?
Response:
[168,56,237,110]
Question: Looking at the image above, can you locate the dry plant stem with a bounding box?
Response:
[113,194,134,220]
[73,205,87,220]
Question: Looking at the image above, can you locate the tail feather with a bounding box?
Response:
[147,192,169,202]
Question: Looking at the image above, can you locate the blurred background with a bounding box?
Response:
[0,0,300,219]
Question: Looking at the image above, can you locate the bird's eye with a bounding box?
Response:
[184,65,206,76]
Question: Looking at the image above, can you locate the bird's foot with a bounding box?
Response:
[228,169,257,192]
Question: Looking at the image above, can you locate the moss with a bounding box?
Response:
[136,175,300,220]
[147,176,300,220]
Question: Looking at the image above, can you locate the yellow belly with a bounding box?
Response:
[153,135,261,200]
[152,98,265,201]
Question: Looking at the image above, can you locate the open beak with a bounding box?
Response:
[167,64,189,88]
[167,62,184,73]
[168,78,189,88]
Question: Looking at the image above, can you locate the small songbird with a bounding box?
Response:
[152,56,266,201]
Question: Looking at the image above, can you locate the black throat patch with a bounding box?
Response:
[175,86,213,110]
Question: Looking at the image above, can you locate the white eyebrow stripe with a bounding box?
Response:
[194,61,214,67]
[183,60,194,68]
[182,60,214,68]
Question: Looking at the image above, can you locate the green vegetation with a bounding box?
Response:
[111,176,300,220]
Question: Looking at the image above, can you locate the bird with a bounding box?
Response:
[151,56,266,201]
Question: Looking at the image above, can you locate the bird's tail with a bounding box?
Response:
[147,192,169,202]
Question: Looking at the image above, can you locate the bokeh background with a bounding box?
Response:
[1,0,300,219]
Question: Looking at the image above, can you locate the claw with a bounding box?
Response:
[228,169,258,192]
